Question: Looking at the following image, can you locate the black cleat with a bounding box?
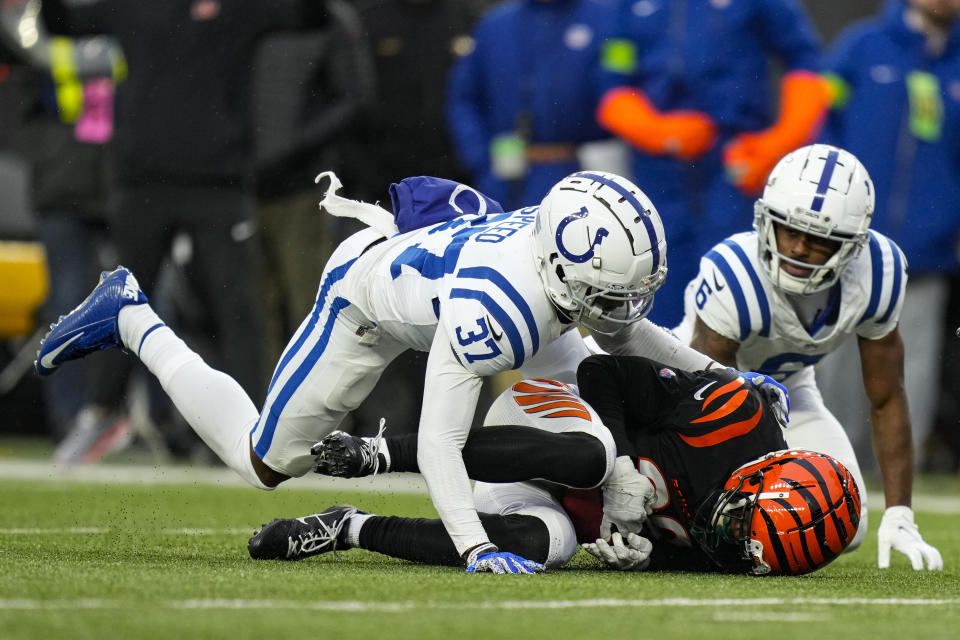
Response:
[312,419,387,478]
[248,505,360,561]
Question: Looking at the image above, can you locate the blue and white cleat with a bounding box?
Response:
[35,266,148,376]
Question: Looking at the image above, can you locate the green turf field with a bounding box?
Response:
[2,461,959,640]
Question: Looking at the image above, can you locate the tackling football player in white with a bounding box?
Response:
[36,171,724,572]
[674,144,942,570]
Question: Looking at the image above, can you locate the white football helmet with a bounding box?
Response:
[754,144,874,296]
[531,171,667,333]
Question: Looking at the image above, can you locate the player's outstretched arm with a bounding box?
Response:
[418,323,542,573]
[689,316,740,369]
[418,326,488,559]
[859,330,943,570]
[592,318,718,373]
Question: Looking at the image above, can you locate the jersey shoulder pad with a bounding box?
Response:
[853,230,908,337]
[690,233,772,342]
[440,269,546,375]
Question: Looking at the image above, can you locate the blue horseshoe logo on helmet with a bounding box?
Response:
[556,207,609,263]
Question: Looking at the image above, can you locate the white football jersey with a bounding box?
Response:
[338,206,587,554]
[677,230,907,382]
[342,206,570,372]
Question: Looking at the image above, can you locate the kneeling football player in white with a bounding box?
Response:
[674,144,941,570]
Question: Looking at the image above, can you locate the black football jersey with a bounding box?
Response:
[562,355,788,571]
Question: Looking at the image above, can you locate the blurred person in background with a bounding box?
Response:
[445,0,625,213]
[816,0,960,472]
[1,2,123,450]
[596,0,828,328]
[335,0,488,436]
[0,14,54,437]
[341,0,485,202]
[253,0,374,366]
[39,0,329,462]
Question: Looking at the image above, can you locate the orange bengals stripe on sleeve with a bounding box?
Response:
[679,405,763,447]
[681,376,762,446]
[691,388,750,424]
[701,378,744,408]
[511,380,592,421]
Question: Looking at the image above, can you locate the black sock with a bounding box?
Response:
[384,433,419,472]
[463,426,607,487]
[383,426,606,488]
[358,513,550,565]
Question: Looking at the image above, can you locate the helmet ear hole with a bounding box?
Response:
[554,264,566,283]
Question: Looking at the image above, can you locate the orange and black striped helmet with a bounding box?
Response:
[691,449,861,575]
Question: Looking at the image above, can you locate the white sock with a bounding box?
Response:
[119,304,270,490]
[120,304,197,387]
[118,303,165,354]
[345,512,374,548]
[367,417,390,473]
[364,436,391,473]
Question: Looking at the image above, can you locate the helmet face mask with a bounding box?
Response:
[754,144,874,296]
[691,449,862,576]
[532,171,667,333]
[691,475,764,575]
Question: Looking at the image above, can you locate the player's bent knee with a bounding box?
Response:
[479,507,578,569]
[585,429,617,487]
[479,513,555,567]
[520,505,579,568]
[249,445,289,489]
[560,432,612,488]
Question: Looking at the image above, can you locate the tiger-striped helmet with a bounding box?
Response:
[691,449,861,576]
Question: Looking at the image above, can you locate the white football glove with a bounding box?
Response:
[877,506,943,570]
[582,531,653,571]
[600,456,656,539]
[464,542,544,574]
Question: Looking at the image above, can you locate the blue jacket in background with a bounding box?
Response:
[600,0,822,327]
[445,0,615,210]
[821,0,960,276]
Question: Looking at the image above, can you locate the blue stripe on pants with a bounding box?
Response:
[266,258,357,395]
[253,296,351,459]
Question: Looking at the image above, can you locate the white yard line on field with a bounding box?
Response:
[1,459,959,513]
[713,612,824,622]
[0,459,428,493]
[0,527,253,535]
[0,597,957,611]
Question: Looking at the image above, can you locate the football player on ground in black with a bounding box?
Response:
[249,355,859,575]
